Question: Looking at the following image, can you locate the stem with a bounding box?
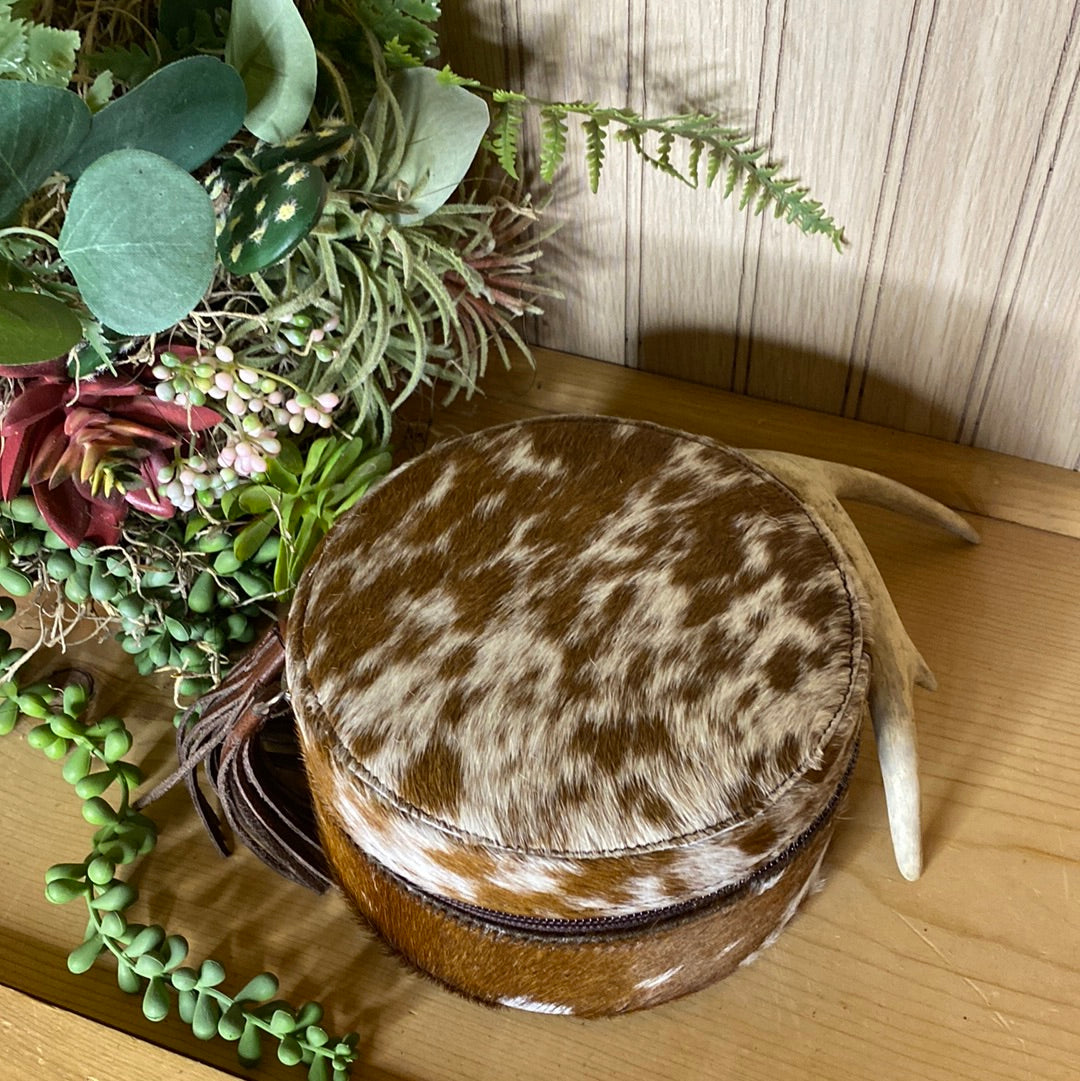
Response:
[316,50,355,128]
[0,227,62,249]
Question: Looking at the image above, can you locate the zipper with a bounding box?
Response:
[386,735,860,939]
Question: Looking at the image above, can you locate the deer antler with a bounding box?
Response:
[742,451,980,881]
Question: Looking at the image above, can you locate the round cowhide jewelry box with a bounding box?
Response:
[285,415,871,1016]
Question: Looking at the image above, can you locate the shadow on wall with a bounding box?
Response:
[635,327,964,448]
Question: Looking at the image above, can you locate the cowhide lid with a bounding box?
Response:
[287,416,869,919]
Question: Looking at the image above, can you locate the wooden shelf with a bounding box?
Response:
[2,350,1078,1081]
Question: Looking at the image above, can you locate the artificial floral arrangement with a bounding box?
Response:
[0,0,842,1076]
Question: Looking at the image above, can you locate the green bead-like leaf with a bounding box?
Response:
[99,910,126,938]
[234,971,278,1003]
[0,698,18,735]
[294,1001,323,1028]
[116,957,142,994]
[40,734,70,760]
[192,990,221,1040]
[44,877,86,904]
[277,1035,303,1066]
[361,66,489,224]
[177,986,198,1025]
[0,81,90,222]
[218,162,328,275]
[67,933,105,974]
[126,924,166,958]
[90,881,136,911]
[61,57,247,179]
[238,1019,263,1066]
[169,966,200,993]
[217,1001,246,1040]
[59,149,216,334]
[103,726,133,762]
[0,290,84,369]
[142,976,171,1022]
[81,796,118,825]
[133,953,165,979]
[61,682,87,717]
[75,771,114,799]
[162,933,189,971]
[86,855,116,886]
[44,862,87,884]
[198,958,226,988]
[225,0,317,142]
[61,744,92,785]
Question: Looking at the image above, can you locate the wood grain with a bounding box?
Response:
[1,350,1078,1081]
[0,985,231,1081]
[439,1,1080,469]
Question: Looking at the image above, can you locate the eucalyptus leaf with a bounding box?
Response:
[0,81,90,221]
[225,0,317,143]
[62,56,247,178]
[0,289,83,366]
[361,67,489,224]
[58,149,215,334]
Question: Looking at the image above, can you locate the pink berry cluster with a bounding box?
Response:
[151,345,339,495]
[156,454,231,513]
[273,312,341,363]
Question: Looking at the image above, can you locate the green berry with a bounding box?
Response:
[5,495,41,524]
[0,566,32,597]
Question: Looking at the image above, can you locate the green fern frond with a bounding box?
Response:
[490,91,527,180]
[475,92,844,248]
[436,65,482,88]
[538,106,569,183]
[382,36,423,68]
[687,139,704,188]
[582,116,607,193]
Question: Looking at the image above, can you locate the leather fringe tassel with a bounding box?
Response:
[136,623,332,892]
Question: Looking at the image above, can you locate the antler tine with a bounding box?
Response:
[801,458,980,545]
[742,450,978,881]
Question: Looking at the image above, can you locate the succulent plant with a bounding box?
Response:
[0,374,221,547]
[217,162,329,276]
[250,120,358,172]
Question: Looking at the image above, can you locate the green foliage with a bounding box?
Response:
[0,672,360,1079]
[0,289,83,366]
[62,57,247,179]
[0,2,79,86]
[582,115,606,194]
[218,162,330,276]
[0,81,89,221]
[483,97,845,248]
[538,106,568,183]
[0,501,271,706]
[359,65,489,224]
[59,149,216,334]
[84,42,158,89]
[226,0,318,142]
[489,90,526,181]
[238,186,541,439]
[221,434,392,596]
[249,119,359,172]
[157,0,228,53]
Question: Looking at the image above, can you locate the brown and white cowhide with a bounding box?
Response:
[286,415,871,1014]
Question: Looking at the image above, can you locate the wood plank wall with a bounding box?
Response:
[439,1,1080,470]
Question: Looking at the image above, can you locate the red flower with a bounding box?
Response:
[0,373,221,547]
